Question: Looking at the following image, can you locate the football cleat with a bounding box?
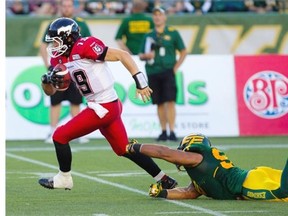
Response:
[38,172,73,190]
[159,175,178,189]
[38,178,56,190]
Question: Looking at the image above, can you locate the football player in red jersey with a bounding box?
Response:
[39,17,178,190]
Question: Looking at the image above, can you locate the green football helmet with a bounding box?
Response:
[176,133,211,171]
[177,133,211,152]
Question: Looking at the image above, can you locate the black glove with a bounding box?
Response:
[41,73,52,84]
[47,65,54,73]
[41,66,64,86]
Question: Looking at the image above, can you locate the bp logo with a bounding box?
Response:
[243,71,288,119]
[11,65,70,124]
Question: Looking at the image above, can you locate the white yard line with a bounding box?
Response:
[6,152,227,216]
[155,210,268,214]
[6,143,288,152]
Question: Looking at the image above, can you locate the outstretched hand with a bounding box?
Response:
[136,86,153,103]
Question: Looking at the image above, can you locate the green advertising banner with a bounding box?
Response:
[6,13,288,56]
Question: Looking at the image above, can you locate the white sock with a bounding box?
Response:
[153,171,165,182]
[59,170,71,177]
[53,171,73,189]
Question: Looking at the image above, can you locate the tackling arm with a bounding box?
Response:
[167,183,202,199]
[127,144,203,168]
[149,181,201,199]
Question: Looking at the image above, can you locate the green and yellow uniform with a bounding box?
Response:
[185,145,288,201]
[115,13,154,55]
[185,144,248,200]
[141,26,185,76]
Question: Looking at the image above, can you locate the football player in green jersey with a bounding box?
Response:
[126,133,288,201]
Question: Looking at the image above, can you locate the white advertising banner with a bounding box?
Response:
[6,56,239,140]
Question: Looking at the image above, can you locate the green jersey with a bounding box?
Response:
[42,17,91,43]
[141,26,186,75]
[185,145,248,200]
[115,13,154,55]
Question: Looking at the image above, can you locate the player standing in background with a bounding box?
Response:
[126,133,288,201]
[139,7,187,142]
[115,0,154,55]
[40,0,91,144]
[38,17,177,191]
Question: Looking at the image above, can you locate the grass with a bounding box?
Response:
[6,136,288,216]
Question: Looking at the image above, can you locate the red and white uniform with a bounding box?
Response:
[51,37,128,156]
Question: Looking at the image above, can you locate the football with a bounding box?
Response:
[52,63,71,91]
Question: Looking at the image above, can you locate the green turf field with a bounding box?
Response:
[6,136,288,216]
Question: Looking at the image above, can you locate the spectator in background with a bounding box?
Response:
[146,0,175,13]
[72,0,90,17]
[84,0,129,15]
[115,0,154,55]
[40,0,91,144]
[29,0,57,16]
[6,0,30,16]
[139,7,187,142]
[191,0,212,14]
[104,1,126,14]
[245,0,280,13]
[212,0,248,12]
[168,0,194,14]
[164,0,212,15]
[84,1,104,15]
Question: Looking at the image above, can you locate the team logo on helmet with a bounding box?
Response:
[243,71,288,119]
[57,23,74,35]
[177,133,211,152]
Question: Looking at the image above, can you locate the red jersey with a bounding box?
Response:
[51,37,118,103]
